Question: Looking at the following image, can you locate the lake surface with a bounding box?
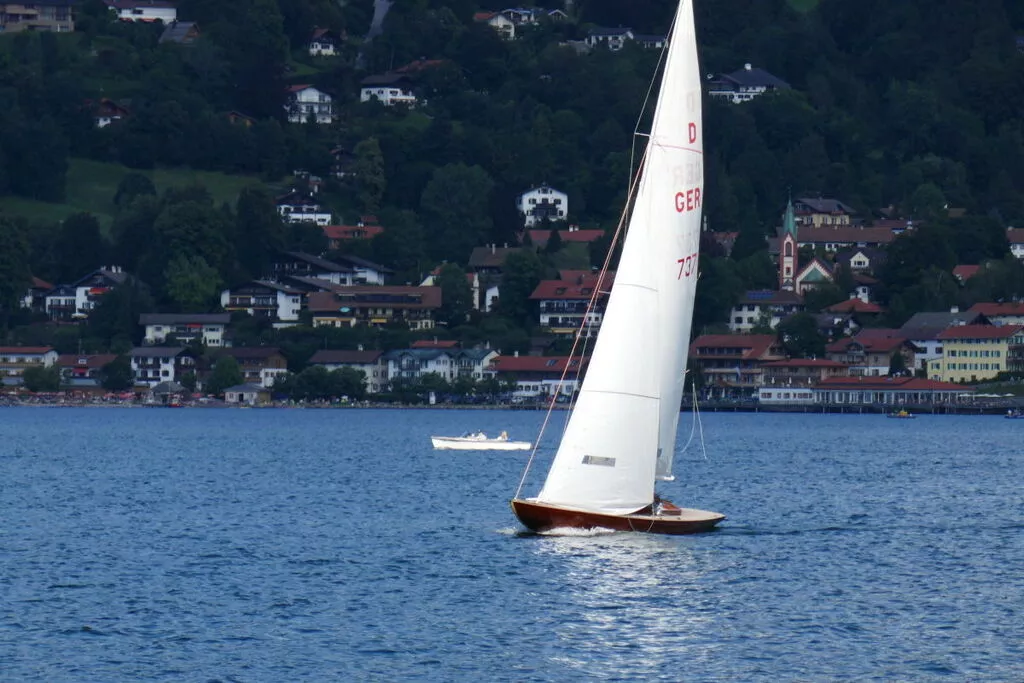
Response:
[1,407,1022,681]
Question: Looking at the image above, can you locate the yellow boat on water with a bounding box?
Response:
[887,409,916,419]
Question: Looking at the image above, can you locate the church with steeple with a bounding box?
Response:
[779,199,798,291]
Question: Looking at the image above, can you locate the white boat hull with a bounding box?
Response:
[431,436,532,451]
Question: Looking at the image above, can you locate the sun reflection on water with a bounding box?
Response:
[531,533,724,679]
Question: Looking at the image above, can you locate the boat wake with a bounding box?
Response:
[536,526,618,538]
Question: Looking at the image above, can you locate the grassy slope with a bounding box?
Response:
[0,158,268,228]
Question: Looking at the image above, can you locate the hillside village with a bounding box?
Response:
[1,1,1024,407]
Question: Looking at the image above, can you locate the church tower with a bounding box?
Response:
[779,198,798,291]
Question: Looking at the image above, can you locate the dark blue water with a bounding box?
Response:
[1,408,1022,681]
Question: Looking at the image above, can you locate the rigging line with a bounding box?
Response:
[629,13,672,183]
[514,148,650,499]
[694,381,709,461]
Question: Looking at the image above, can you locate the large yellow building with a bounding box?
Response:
[931,324,1024,383]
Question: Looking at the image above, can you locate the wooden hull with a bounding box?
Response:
[511,498,724,535]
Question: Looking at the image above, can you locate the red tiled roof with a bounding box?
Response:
[473,11,498,21]
[816,376,970,391]
[0,346,55,354]
[761,358,847,368]
[285,84,314,93]
[307,287,442,312]
[488,355,589,373]
[826,299,883,314]
[1007,228,1024,245]
[936,324,1023,340]
[31,276,53,290]
[689,334,779,359]
[530,279,607,300]
[827,335,908,353]
[322,224,385,241]
[57,353,117,369]
[967,302,1024,317]
[953,265,980,282]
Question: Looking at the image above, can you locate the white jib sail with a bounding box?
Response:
[536,0,704,515]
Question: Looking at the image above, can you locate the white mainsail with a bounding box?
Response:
[535,0,704,515]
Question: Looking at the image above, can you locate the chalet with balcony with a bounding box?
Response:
[308,349,387,393]
[275,191,332,225]
[209,347,288,388]
[487,354,590,401]
[89,98,130,128]
[468,244,523,277]
[44,266,130,322]
[728,290,804,333]
[360,73,418,107]
[586,27,634,51]
[129,346,195,387]
[21,276,53,312]
[688,334,786,399]
[271,251,354,285]
[0,347,58,386]
[220,281,303,326]
[530,271,615,338]
[382,348,498,385]
[0,0,75,32]
[308,27,342,56]
[826,334,918,377]
[1008,228,1024,260]
[706,63,789,103]
[104,0,177,23]
[286,85,334,124]
[58,353,118,393]
[139,313,231,347]
[307,287,442,330]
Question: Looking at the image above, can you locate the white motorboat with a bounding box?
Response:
[431,431,532,451]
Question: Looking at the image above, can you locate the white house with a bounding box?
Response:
[221,281,303,327]
[1007,228,1024,260]
[707,63,791,104]
[0,346,59,386]
[104,0,177,23]
[275,191,332,225]
[139,313,231,347]
[359,74,417,107]
[473,11,515,39]
[728,290,804,333]
[308,28,341,56]
[285,85,334,124]
[517,184,568,227]
[44,266,130,322]
[129,347,194,387]
[382,348,497,385]
[487,354,587,401]
[308,349,386,393]
[586,27,634,51]
[223,383,270,405]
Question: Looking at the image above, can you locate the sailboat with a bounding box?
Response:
[510,0,724,535]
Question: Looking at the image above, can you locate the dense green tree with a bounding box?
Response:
[113,172,157,208]
[206,355,244,396]
[234,185,287,278]
[164,254,223,312]
[22,365,61,392]
[777,312,826,358]
[434,263,474,327]
[0,216,31,326]
[100,355,134,391]
[352,137,386,214]
[56,213,107,283]
[420,163,494,263]
[86,280,156,347]
[496,249,545,327]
